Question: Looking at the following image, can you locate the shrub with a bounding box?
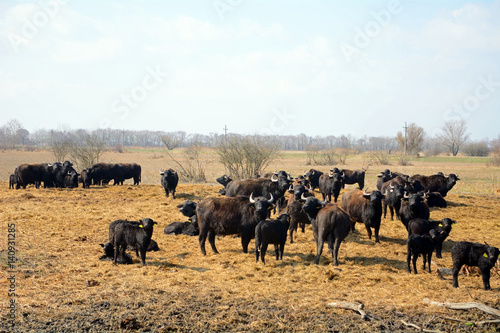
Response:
[215,135,279,179]
[462,141,490,157]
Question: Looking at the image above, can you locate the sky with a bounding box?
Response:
[0,0,499,140]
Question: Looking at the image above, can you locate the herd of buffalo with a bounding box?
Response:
[8,162,499,290]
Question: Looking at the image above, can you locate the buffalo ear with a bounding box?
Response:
[176,203,184,208]
[99,243,105,248]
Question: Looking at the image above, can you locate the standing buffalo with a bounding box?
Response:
[304,169,324,190]
[376,170,408,191]
[286,184,315,243]
[80,169,92,188]
[409,173,459,197]
[381,181,405,221]
[9,174,19,189]
[224,173,291,213]
[87,163,141,186]
[337,168,365,189]
[341,189,385,243]
[255,213,291,264]
[160,169,179,198]
[114,163,141,185]
[196,193,274,255]
[15,163,51,188]
[301,196,351,265]
[318,171,343,202]
[64,170,79,188]
[399,192,430,230]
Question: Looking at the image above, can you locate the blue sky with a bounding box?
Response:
[1,0,499,140]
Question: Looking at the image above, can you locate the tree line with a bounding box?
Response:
[0,118,497,158]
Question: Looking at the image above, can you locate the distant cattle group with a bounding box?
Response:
[8,161,498,290]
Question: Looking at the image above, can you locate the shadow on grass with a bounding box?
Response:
[175,193,205,201]
[148,259,211,272]
[345,255,405,270]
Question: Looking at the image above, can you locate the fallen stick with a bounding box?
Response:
[423,298,500,317]
[400,320,444,333]
[327,302,370,320]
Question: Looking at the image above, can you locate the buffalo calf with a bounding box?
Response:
[255,214,290,264]
[407,230,437,274]
[451,241,499,290]
[113,218,157,266]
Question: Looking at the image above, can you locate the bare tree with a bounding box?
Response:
[68,135,106,169]
[165,144,207,182]
[160,131,186,150]
[396,123,425,155]
[50,140,72,162]
[438,120,470,156]
[215,135,279,179]
[0,119,23,148]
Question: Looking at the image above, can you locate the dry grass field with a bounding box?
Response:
[1,148,500,332]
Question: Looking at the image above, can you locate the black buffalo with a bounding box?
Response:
[409,173,459,197]
[196,193,274,255]
[255,213,290,264]
[301,196,350,265]
[318,171,343,202]
[286,184,315,243]
[304,169,324,190]
[224,173,291,213]
[87,163,141,186]
[452,241,499,290]
[15,163,51,188]
[399,192,430,230]
[9,173,19,189]
[160,168,179,198]
[336,168,365,189]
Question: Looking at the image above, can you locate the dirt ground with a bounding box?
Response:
[1,150,500,332]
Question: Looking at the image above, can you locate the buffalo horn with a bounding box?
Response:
[271,174,278,182]
[267,193,274,203]
[363,188,370,196]
[390,184,395,189]
[301,193,308,201]
[249,192,256,203]
[403,192,409,199]
[159,169,164,175]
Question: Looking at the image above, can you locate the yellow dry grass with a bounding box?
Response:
[1,149,500,332]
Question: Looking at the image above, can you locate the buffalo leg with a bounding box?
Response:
[412,254,418,274]
[452,263,462,288]
[374,225,380,243]
[406,251,412,273]
[279,243,285,260]
[382,202,388,219]
[288,219,297,244]
[208,231,218,254]
[164,188,169,198]
[426,253,432,273]
[260,243,268,264]
[198,227,209,255]
[480,268,491,290]
[364,223,372,240]
[315,239,324,265]
[140,248,147,266]
[274,244,280,260]
[241,236,251,253]
[332,237,342,266]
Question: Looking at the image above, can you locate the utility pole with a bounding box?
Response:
[223,125,228,146]
[403,122,408,156]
